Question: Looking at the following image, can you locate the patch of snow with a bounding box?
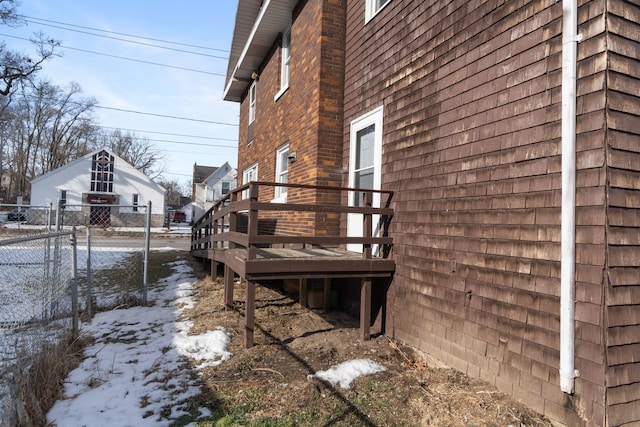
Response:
[309,359,387,389]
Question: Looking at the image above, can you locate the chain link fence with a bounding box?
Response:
[0,230,78,425]
[0,203,53,236]
[60,202,152,313]
[0,201,153,424]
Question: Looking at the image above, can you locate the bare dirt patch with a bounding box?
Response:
[184,273,553,426]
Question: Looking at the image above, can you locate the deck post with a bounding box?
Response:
[360,277,372,341]
[224,265,234,310]
[299,278,307,307]
[323,278,331,312]
[363,191,373,259]
[211,209,218,250]
[245,280,256,348]
[229,191,238,249]
[211,260,218,278]
[247,183,259,260]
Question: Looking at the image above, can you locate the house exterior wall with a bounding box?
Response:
[342,0,640,424]
[604,1,640,424]
[30,152,165,226]
[236,0,346,236]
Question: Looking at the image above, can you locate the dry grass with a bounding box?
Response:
[18,334,89,426]
[179,274,554,426]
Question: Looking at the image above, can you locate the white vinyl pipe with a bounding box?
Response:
[560,0,579,394]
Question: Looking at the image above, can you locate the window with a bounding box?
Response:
[275,26,291,100]
[221,181,230,195]
[60,190,67,208]
[90,150,114,193]
[366,0,392,22]
[242,163,258,199]
[349,106,383,206]
[274,143,289,201]
[249,81,257,124]
[132,193,139,212]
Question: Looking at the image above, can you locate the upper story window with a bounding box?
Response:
[249,81,257,124]
[221,181,230,195]
[365,0,392,22]
[275,26,291,100]
[91,150,114,193]
[132,193,139,212]
[274,143,289,201]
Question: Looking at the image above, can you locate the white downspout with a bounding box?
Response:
[560,0,580,394]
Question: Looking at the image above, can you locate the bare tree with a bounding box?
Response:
[4,79,98,199]
[156,177,186,208]
[1,0,59,96]
[102,129,165,179]
[1,34,59,96]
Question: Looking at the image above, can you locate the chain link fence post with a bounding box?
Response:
[55,198,64,232]
[142,201,151,306]
[86,227,93,317]
[47,202,52,232]
[70,227,79,336]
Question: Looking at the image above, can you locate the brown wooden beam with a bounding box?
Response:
[224,265,234,310]
[360,277,371,341]
[323,278,331,312]
[245,280,256,348]
[299,278,307,307]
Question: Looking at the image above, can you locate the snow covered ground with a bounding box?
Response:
[46,258,387,426]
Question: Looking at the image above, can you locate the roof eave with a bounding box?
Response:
[223,0,297,102]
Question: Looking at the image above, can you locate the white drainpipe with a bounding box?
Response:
[560,0,580,394]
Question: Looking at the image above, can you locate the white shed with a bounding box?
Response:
[31,148,166,227]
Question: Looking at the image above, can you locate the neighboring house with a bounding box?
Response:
[224,0,640,425]
[191,162,237,221]
[224,0,346,236]
[31,148,166,227]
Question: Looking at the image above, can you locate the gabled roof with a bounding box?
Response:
[30,147,166,194]
[205,161,236,182]
[224,0,299,102]
[193,164,218,184]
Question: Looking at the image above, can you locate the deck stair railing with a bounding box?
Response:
[191,181,393,260]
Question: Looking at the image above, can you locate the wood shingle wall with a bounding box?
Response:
[605,0,640,424]
[342,0,639,424]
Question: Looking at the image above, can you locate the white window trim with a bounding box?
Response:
[348,106,383,204]
[272,143,290,203]
[365,0,392,23]
[347,106,384,253]
[249,81,257,124]
[242,162,258,199]
[274,26,291,101]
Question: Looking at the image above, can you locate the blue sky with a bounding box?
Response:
[2,1,240,188]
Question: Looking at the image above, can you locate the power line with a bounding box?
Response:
[0,33,226,76]
[100,126,237,142]
[94,104,238,126]
[18,92,239,126]
[23,18,229,60]
[22,15,229,53]
[119,137,237,149]
[61,44,226,76]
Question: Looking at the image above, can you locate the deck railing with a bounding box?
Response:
[191,182,394,260]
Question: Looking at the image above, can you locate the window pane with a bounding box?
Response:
[353,169,374,206]
[355,124,375,170]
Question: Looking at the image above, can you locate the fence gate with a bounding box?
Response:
[59,201,151,313]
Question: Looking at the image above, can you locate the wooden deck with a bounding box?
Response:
[191,182,395,347]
